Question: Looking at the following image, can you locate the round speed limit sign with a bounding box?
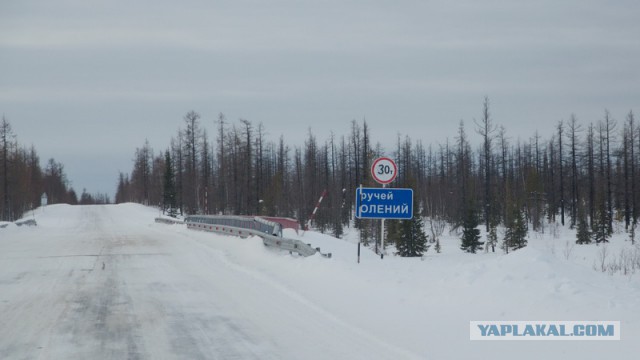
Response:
[371,157,397,185]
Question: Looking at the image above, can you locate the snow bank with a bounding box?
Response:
[191,221,640,359]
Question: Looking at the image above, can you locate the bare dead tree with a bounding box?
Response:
[474,96,497,232]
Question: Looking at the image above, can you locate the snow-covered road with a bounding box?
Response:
[0,205,414,359]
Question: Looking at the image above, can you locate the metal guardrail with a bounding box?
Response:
[154,217,184,225]
[261,233,319,257]
[1,219,38,229]
[16,219,37,227]
[184,219,330,258]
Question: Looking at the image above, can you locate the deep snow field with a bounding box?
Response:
[1,203,638,359]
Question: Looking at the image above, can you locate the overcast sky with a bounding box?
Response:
[1,0,639,197]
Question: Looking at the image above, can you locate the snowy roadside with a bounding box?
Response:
[179,216,640,360]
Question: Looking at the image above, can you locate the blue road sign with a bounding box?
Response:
[355,187,413,219]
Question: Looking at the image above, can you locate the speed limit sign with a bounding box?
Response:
[371,157,397,185]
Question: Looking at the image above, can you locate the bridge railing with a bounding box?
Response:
[154,217,184,225]
[183,215,329,258]
[260,233,319,257]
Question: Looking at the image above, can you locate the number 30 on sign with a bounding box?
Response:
[371,157,397,185]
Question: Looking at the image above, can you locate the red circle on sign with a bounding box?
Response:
[371,157,398,184]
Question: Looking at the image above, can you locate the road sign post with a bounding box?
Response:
[369,157,400,259]
[381,216,385,259]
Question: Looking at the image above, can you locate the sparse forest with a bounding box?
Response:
[0,116,110,221]
[0,116,69,221]
[116,100,639,249]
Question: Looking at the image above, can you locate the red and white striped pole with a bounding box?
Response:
[306,189,328,231]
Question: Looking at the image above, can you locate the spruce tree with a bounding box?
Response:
[396,215,429,257]
[575,202,592,244]
[163,150,178,218]
[592,206,610,244]
[503,207,528,251]
[460,207,483,253]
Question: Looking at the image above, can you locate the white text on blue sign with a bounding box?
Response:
[356,188,413,220]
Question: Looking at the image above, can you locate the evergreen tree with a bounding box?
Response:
[396,214,429,257]
[575,202,592,244]
[163,150,178,217]
[503,207,528,252]
[592,206,610,244]
[460,206,483,253]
